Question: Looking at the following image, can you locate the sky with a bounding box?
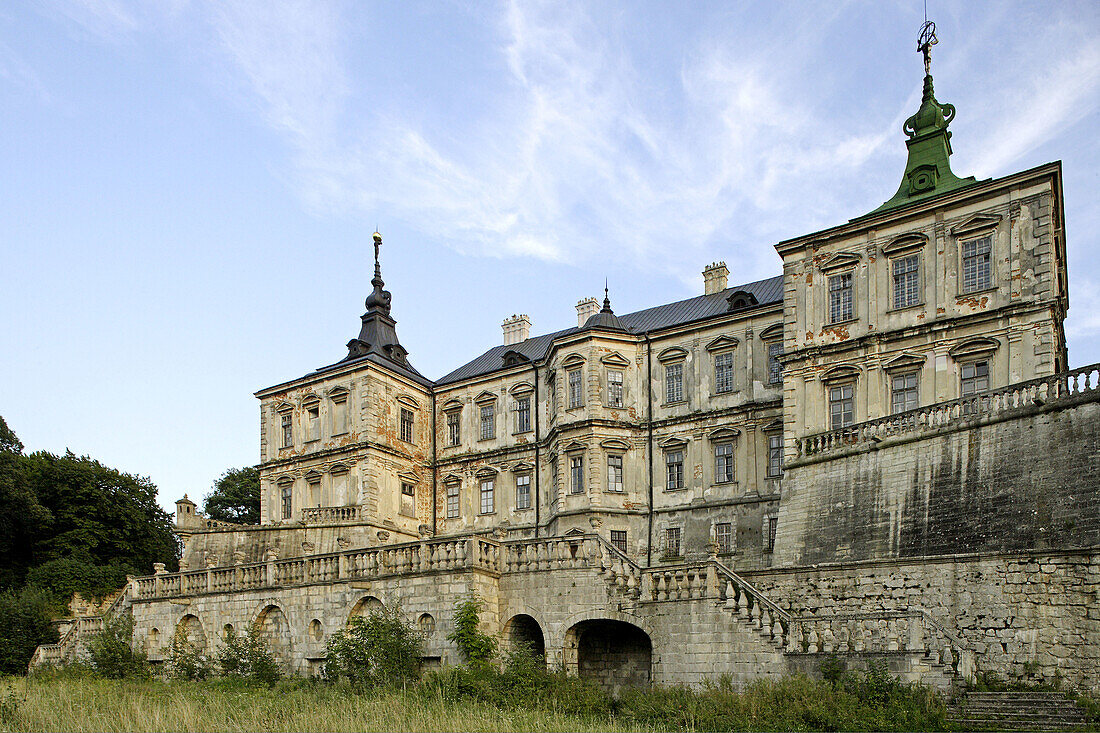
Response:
[2,0,1098,515]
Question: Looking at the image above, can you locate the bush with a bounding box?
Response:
[0,586,59,674]
[85,614,148,679]
[23,558,131,610]
[324,605,422,687]
[165,627,213,680]
[216,626,281,685]
[446,594,495,666]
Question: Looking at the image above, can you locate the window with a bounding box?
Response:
[399,408,414,443]
[401,482,415,497]
[610,529,627,553]
[445,483,460,519]
[550,456,559,493]
[307,478,321,507]
[607,455,623,492]
[666,451,684,490]
[828,272,853,323]
[331,396,348,435]
[479,404,495,441]
[280,484,292,520]
[716,522,734,554]
[479,479,495,514]
[280,413,293,448]
[515,474,531,510]
[514,396,531,433]
[961,235,992,293]
[607,370,624,407]
[960,360,989,397]
[828,383,854,429]
[714,352,734,394]
[665,363,684,403]
[767,343,783,385]
[447,411,461,447]
[892,253,920,308]
[570,456,584,495]
[891,372,919,414]
[306,405,320,441]
[763,516,778,553]
[714,443,734,484]
[568,368,584,408]
[664,527,681,557]
[767,434,783,478]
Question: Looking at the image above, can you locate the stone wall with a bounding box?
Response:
[775,395,1100,566]
[743,549,1100,691]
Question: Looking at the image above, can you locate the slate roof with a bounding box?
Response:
[436,275,783,386]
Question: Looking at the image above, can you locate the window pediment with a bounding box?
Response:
[564,441,587,453]
[708,427,740,442]
[442,398,463,412]
[474,467,498,479]
[301,393,321,407]
[561,353,586,369]
[509,381,534,396]
[474,390,498,404]
[327,386,349,401]
[658,436,688,450]
[726,291,758,311]
[759,323,784,342]
[396,394,421,410]
[705,335,740,352]
[329,463,349,475]
[276,476,293,487]
[442,473,462,485]
[599,438,631,452]
[657,346,688,363]
[949,337,1000,358]
[882,232,928,255]
[510,461,534,473]
[600,352,631,367]
[821,365,861,384]
[951,214,1001,236]
[820,251,861,273]
[304,470,322,481]
[762,418,783,433]
[883,352,926,372]
[274,402,293,414]
[397,471,420,485]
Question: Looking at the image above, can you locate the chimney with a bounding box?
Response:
[502,314,531,345]
[703,261,729,295]
[576,297,599,327]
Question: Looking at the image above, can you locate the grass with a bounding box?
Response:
[0,675,644,733]
[0,664,959,733]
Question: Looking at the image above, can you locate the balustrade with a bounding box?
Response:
[799,363,1100,458]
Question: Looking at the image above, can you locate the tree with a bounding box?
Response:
[203,466,260,525]
[0,419,51,591]
[0,416,23,454]
[0,587,58,674]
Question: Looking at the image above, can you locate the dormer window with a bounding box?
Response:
[726,290,758,311]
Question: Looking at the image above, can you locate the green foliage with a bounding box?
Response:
[24,558,130,610]
[420,661,614,718]
[446,594,496,666]
[0,587,59,674]
[0,681,25,730]
[215,626,281,686]
[165,628,213,681]
[0,417,22,454]
[203,467,261,525]
[85,614,148,679]
[818,653,846,684]
[324,606,423,687]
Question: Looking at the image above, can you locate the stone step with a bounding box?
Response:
[946,718,1085,731]
[949,710,1085,721]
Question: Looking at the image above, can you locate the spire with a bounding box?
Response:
[343,230,415,369]
[869,21,975,215]
[583,281,627,332]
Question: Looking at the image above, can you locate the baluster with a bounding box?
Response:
[773,616,785,645]
[807,625,820,654]
[724,581,735,609]
[821,623,834,653]
[739,589,751,620]
[751,599,762,629]
[761,608,773,639]
[887,618,899,651]
[853,620,865,652]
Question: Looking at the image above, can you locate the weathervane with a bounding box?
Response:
[917,20,937,75]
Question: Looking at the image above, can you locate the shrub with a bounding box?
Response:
[446,594,495,666]
[324,605,422,687]
[165,627,213,680]
[85,614,148,679]
[215,625,281,686]
[23,558,131,610]
[0,586,59,674]
[0,681,25,729]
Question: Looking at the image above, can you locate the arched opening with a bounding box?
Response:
[253,605,293,667]
[417,613,436,636]
[347,595,385,624]
[146,627,160,655]
[564,619,651,694]
[503,614,545,660]
[309,619,324,642]
[175,614,207,652]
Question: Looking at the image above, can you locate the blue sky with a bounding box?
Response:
[2,1,1098,514]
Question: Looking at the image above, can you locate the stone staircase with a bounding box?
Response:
[29,584,133,670]
[947,691,1089,731]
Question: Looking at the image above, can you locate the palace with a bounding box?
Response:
[33,30,1099,692]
